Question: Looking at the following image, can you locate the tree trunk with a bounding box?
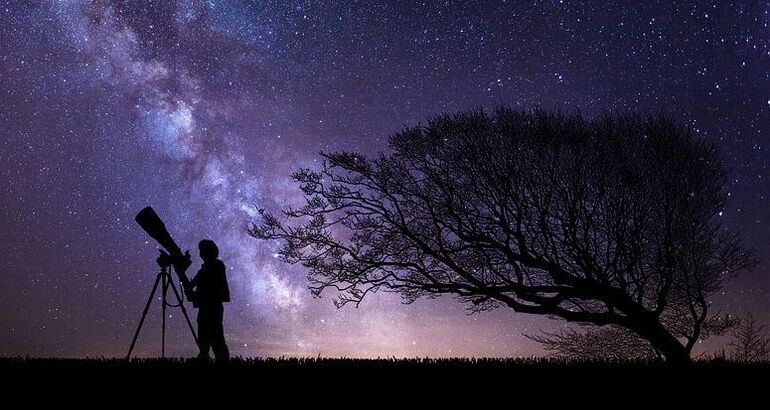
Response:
[632,316,691,366]
[650,336,690,366]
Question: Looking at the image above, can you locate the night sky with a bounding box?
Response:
[0,1,768,358]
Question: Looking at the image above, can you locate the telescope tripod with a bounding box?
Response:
[126,265,198,359]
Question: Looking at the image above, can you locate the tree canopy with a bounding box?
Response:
[250,108,755,364]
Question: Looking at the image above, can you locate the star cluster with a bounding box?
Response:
[0,1,768,357]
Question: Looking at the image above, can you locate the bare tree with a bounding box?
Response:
[525,326,659,360]
[250,108,755,365]
[729,313,770,362]
[526,313,739,361]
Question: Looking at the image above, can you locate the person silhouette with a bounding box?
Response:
[190,239,230,363]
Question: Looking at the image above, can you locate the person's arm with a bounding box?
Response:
[190,270,200,288]
[219,262,231,303]
[186,269,201,305]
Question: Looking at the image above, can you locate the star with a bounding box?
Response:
[0,0,768,359]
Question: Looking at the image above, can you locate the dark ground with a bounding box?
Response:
[3,357,768,404]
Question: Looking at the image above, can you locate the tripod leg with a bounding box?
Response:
[126,272,163,360]
[167,278,199,345]
[161,272,167,359]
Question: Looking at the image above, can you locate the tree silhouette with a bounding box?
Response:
[526,313,739,360]
[525,325,659,360]
[728,313,770,362]
[250,108,755,364]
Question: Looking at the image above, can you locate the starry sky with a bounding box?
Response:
[0,0,768,358]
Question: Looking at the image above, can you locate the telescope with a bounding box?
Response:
[127,206,199,359]
[134,206,194,299]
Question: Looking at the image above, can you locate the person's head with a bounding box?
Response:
[198,239,219,262]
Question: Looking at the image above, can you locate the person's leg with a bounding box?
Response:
[210,304,229,363]
[196,308,211,360]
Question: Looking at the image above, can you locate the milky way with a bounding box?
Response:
[1,1,768,358]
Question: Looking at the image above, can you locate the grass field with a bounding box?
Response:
[3,357,768,406]
[4,356,769,391]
